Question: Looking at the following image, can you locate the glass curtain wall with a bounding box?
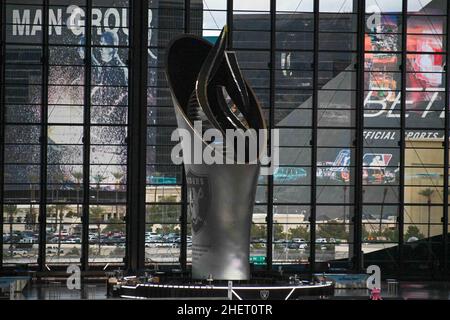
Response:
[272,0,313,267]
[362,0,403,273]
[363,0,448,277]
[1,0,449,278]
[145,0,185,265]
[315,0,357,268]
[146,0,450,276]
[1,0,130,269]
[403,0,446,276]
[232,0,271,268]
[2,0,44,266]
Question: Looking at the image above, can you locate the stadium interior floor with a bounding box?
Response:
[2,281,450,300]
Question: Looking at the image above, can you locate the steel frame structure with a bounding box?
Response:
[0,0,448,280]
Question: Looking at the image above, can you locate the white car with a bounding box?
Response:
[316,238,327,243]
[12,249,28,256]
[53,231,69,237]
[46,246,64,255]
[145,235,162,242]
[19,238,35,244]
[145,232,158,237]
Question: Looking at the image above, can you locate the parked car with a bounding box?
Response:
[145,232,158,237]
[145,235,162,242]
[53,231,69,237]
[46,246,64,255]
[71,237,82,243]
[163,233,179,241]
[19,237,35,244]
[47,237,60,243]
[288,242,308,250]
[12,249,28,256]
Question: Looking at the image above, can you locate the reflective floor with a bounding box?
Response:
[4,281,450,300]
[9,283,109,300]
[334,282,450,300]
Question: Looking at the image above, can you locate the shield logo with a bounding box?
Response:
[260,290,269,300]
[186,171,210,234]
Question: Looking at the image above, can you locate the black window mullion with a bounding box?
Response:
[38,0,49,272]
[0,0,4,269]
[185,0,191,34]
[127,0,148,272]
[227,0,233,48]
[443,4,450,277]
[398,0,407,277]
[309,0,319,276]
[353,0,365,273]
[266,0,275,271]
[177,0,191,272]
[81,0,92,271]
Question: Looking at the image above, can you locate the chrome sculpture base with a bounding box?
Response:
[114,276,334,300]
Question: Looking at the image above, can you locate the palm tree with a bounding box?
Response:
[92,174,106,202]
[29,173,39,216]
[343,185,347,224]
[4,205,17,257]
[48,204,68,258]
[29,205,39,233]
[379,187,388,235]
[111,171,124,219]
[418,188,434,240]
[71,171,83,220]
[90,206,106,256]
[52,171,66,202]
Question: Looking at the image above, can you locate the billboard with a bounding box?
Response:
[364,14,445,130]
[5,3,158,188]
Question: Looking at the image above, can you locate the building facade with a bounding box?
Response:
[1,0,449,279]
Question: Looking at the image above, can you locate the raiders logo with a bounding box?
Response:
[186,171,210,234]
[260,290,269,300]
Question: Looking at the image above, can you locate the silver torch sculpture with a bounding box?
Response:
[165,26,267,280]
